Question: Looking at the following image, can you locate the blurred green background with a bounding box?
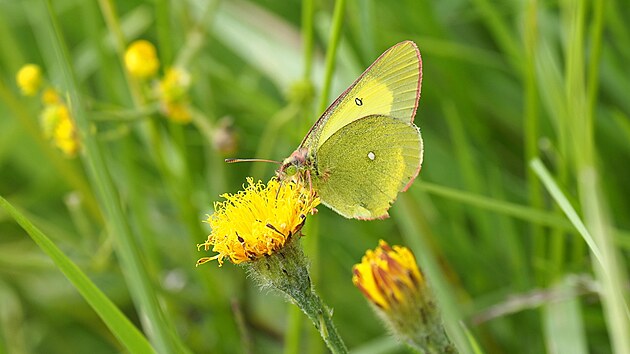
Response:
[1,0,629,353]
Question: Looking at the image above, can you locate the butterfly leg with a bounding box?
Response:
[275,178,284,199]
[306,169,313,193]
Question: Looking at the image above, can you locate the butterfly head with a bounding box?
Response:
[278,148,312,181]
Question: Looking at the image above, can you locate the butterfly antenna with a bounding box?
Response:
[225,158,282,164]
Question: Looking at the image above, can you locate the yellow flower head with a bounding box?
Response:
[124,40,160,79]
[352,240,423,310]
[16,64,43,96]
[353,241,453,352]
[197,178,320,266]
[157,67,192,123]
[40,103,80,157]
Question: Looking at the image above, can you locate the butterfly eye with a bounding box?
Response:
[285,165,298,176]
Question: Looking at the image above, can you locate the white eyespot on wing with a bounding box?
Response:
[367,151,376,160]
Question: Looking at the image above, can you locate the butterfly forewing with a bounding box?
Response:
[312,115,423,219]
[302,41,422,151]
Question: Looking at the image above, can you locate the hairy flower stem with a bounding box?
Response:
[249,239,348,354]
[406,323,456,354]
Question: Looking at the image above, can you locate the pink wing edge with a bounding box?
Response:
[402,41,423,193]
[356,212,390,221]
[300,40,423,149]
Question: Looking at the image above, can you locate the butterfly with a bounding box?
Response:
[231,41,423,220]
[277,41,423,220]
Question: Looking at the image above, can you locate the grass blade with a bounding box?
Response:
[530,159,603,265]
[0,196,155,354]
[542,279,588,354]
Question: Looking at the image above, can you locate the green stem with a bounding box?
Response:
[97,0,144,106]
[576,0,605,268]
[250,240,348,354]
[522,0,544,284]
[317,0,347,113]
[301,0,315,82]
[284,305,304,354]
[174,0,221,69]
[155,0,173,67]
[562,0,630,352]
[297,290,348,354]
[407,327,457,354]
[471,0,522,72]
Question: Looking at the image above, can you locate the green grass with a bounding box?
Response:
[1,0,629,353]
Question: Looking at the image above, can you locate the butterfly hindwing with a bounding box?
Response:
[312,115,423,219]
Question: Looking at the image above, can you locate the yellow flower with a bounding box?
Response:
[353,240,423,310]
[16,64,43,96]
[157,67,192,123]
[40,103,80,157]
[353,241,455,353]
[196,179,346,353]
[197,178,320,266]
[124,40,160,79]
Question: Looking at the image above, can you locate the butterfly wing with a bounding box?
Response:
[302,40,422,151]
[312,115,423,219]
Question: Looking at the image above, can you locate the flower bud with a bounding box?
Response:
[353,240,455,353]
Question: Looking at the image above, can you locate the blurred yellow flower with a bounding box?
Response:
[353,240,423,310]
[197,178,319,266]
[41,88,61,105]
[162,101,192,123]
[40,103,80,157]
[16,64,43,96]
[157,67,192,123]
[124,40,160,79]
[159,67,190,102]
[54,113,80,157]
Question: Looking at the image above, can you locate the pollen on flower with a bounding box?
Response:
[197,178,320,266]
[352,240,423,310]
[16,64,43,96]
[124,40,160,79]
